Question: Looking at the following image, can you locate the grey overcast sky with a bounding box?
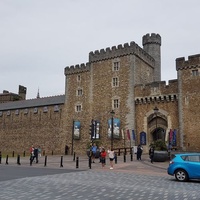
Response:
[0,0,200,99]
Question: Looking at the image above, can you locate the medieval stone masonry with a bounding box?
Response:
[0,33,199,155]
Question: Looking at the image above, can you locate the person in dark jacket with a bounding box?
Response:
[149,147,155,163]
[33,147,39,163]
[137,145,143,160]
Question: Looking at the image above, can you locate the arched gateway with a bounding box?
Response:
[145,108,171,149]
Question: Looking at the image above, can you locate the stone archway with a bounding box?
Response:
[147,111,168,145]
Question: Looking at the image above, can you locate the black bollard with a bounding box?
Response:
[6,155,8,165]
[131,152,133,161]
[76,157,79,168]
[12,151,14,157]
[23,151,26,157]
[73,152,75,162]
[89,155,92,169]
[60,156,63,167]
[124,153,126,163]
[44,155,47,167]
[115,153,117,164]
[0,151,1,164]
[17,154,21,165]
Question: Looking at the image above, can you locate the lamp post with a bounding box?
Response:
[153,106,159,140]
[110,110,115,150]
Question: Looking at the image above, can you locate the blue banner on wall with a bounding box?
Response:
[140,131,146,145]
[172,129,177,146]
[73,121,80,140]
[108,118,120,139]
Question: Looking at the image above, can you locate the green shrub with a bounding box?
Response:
[150,139,167,151]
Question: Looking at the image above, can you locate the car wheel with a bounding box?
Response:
[175,169,188,182]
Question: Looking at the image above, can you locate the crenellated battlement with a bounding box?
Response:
[142,33,161,46]
[176,54,200,70]
[89,41,155,66]
[64,63,90,75]
[135,79,178,104]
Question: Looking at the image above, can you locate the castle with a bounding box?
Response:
[0,33,199,155]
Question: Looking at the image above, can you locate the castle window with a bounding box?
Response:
[113,99,119,109]
[34,107,38,114]
[77,75,81,81]
[24,109,28,115]
[192,69,198,76]
[15,109,19,115]
[75,104,82,112]
[43,106,48,113]
[113,62,120,71]
[7,110,11,116]
[0,111,2,117]
[112,77,119,87]
[54,105,59,112]
[77,89,83,96]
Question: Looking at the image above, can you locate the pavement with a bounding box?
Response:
[1,153,200,200]
[0,153,169,172]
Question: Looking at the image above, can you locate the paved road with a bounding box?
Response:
[0,154,199,200]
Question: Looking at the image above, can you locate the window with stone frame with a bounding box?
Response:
[75,104,82,112]
[77,75,81,81]
[112,77,119,87]
[192,69,199,76]
[77,88,83,96]
[113,99,119,109]
[113,61,120,71]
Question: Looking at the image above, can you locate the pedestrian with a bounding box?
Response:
[137,144,143,160]
[65,145,69,155]
[100,147,106,168]
[107,148,115,169]
[33,146,39,163]
[99,146,102,163]
[149,146,155,163]
[38,146,42,157]
[30,145,34,163]
[91,143,97,163]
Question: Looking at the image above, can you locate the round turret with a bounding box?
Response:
[143,33,161,82]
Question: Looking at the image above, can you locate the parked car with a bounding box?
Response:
[167,153,200,181]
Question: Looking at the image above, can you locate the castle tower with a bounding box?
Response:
[18,85,27,100]
[176,54,200,151]
[142,33,161,82]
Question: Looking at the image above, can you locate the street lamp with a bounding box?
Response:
[153,106,159,140]
[110,110,115,150]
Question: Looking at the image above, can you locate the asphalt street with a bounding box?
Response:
[0,154,199,200]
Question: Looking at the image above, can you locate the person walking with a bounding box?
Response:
[38,146,42,157]
[107,148,115,169]
[149,146,155,163]
[100,147,106,168]
[137,145,143,160]
[91,143,97,163]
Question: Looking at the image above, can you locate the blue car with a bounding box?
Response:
[167,153,200,181]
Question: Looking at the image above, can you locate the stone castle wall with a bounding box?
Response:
[134,80,179,151]
[176,54,200,151]
[64,50,155,154]
[0,105,65,155]
[1,33,199,155]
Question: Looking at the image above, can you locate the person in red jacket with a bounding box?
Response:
[100,147,106,168]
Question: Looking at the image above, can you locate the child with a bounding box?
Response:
[100,147,106,168]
